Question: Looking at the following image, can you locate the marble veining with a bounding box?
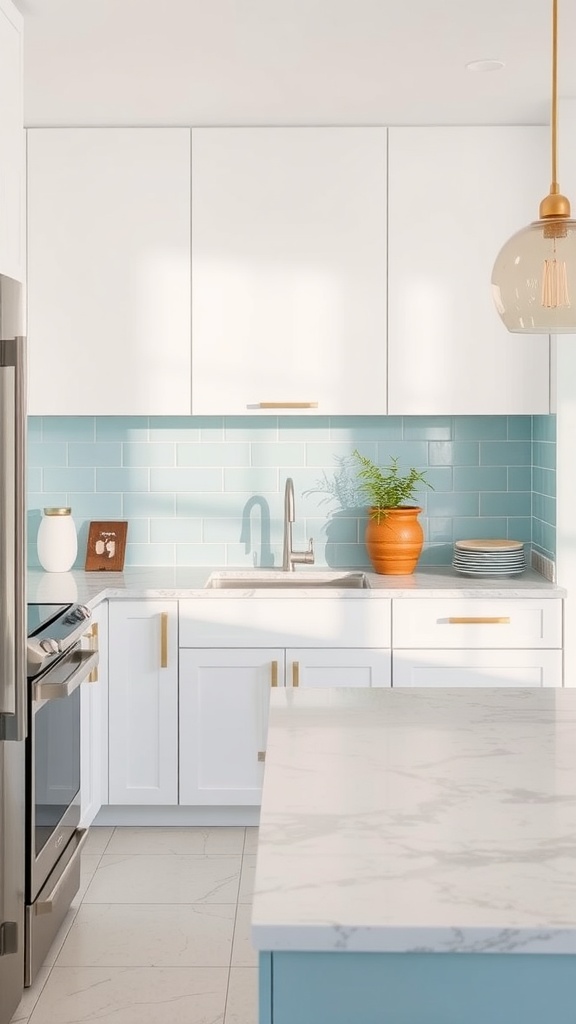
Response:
[26,565,564,607]
[251,688,576,954]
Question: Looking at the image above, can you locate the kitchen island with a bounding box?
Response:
[252,688,576,1024]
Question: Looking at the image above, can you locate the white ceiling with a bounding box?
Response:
[16,0,576,128]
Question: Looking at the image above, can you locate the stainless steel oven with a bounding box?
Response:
[25,602,98,985]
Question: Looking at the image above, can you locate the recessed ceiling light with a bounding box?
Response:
[465,59,505,72]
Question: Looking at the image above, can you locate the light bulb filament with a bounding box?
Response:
[541,257,570,308]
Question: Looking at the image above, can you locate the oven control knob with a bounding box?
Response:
[39,638,59,654]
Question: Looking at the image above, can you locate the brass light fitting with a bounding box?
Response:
[491,0,576,332]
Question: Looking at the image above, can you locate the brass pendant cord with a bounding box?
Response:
[551,0,558,193]
[539,0,570,219]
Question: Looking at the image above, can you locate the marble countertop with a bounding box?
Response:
[252,687,576,955]
[26,565,565,606]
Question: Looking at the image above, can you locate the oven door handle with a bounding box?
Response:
[34,829,89,916]
[33,648,99,702]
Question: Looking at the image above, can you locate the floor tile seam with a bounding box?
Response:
[96,852,245,858]
[72,900,242,910]
[47,964,233,972]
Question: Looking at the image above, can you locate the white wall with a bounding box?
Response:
[555,99,576,685]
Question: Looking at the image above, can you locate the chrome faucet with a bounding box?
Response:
[282,477,315,571]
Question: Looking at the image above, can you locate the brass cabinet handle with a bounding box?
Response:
[258,402,318,409]
[447,617,511,625]
[160,613,168,668]
[270,660,278,687]
[257,751,266,762]
[88,622,99,683]
[292,661,300,687]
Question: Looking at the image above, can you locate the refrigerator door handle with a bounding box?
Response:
[0,337,27,740]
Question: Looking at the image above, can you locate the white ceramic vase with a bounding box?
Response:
[37,507,78,572]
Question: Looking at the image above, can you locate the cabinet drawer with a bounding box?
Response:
[179,598,391,648]
[392,649,562,688]
[392,599,562,649]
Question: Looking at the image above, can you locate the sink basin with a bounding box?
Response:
[205,572,370,590]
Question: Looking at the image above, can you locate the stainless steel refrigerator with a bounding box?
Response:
[0,336,26,1024]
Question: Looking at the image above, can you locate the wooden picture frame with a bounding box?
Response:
[85,520,128,572]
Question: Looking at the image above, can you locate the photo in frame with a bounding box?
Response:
[85,520,128,571]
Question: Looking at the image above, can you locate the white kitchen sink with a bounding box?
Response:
[204,571,370,590]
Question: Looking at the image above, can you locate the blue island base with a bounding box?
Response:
[259,950,576,1024]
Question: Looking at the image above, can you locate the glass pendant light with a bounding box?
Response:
[491,0,576,333]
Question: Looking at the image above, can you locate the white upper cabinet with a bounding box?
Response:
[0,0,23,282]
[27,128,191,415]
[191,127,387,415]
[387,127,551,414]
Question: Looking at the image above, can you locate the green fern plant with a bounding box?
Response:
[352,450,433,523]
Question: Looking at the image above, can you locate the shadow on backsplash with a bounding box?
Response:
[240,495,275,568]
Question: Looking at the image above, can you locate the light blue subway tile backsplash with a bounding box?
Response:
[507,416,532,440]
[28,442,67,467]
[453,466,508,492]
[454,416,508,441]
[402,417,452,441]
[480,491,531,517]
[150,467,223,492]
[26,415,557,568]
[124,443,175,467]
[533,414,556,443]
[532,440,556,470]
[96,417,149,440]
[480,441,531,466]
[177,442,250,467]
[43,417,96,442]
[507,466,532,492]
[68,442,122,467]
[428,442,479,467]
[280,416,331,440]
[43,468,95,493]
[28,417,42,442]
[96,468,149,492]
[150,518,203,543]
[251,442,306,467]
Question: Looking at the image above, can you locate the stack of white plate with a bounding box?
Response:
[452,539,526,577]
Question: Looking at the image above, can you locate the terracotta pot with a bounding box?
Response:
[364,506,424,575]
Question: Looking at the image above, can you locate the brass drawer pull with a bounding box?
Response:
[258,402,318,409]
[160,613,168,668]
[88,622,99,683]
[271,660,278,687]
[448,617,511,625]
[292,661,300,687]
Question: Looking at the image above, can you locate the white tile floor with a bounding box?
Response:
[11,826,259,1024]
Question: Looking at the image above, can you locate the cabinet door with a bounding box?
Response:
[179,648,284,805]
[286,649,391,688]
[191,127,387,415]
[80,600,108,827]
[27,128,191,415]
[0,0,23,281]
[388,127,550,414]
[392,649,562,687]
[108,601,178,805]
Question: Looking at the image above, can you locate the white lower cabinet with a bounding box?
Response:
[179,648,283,806]
[104,595,563,813]
[108,600,179,805]
[178,645,391,806]
[392,649,563,688]
[80,600,109,827]
[391,598,563,688]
